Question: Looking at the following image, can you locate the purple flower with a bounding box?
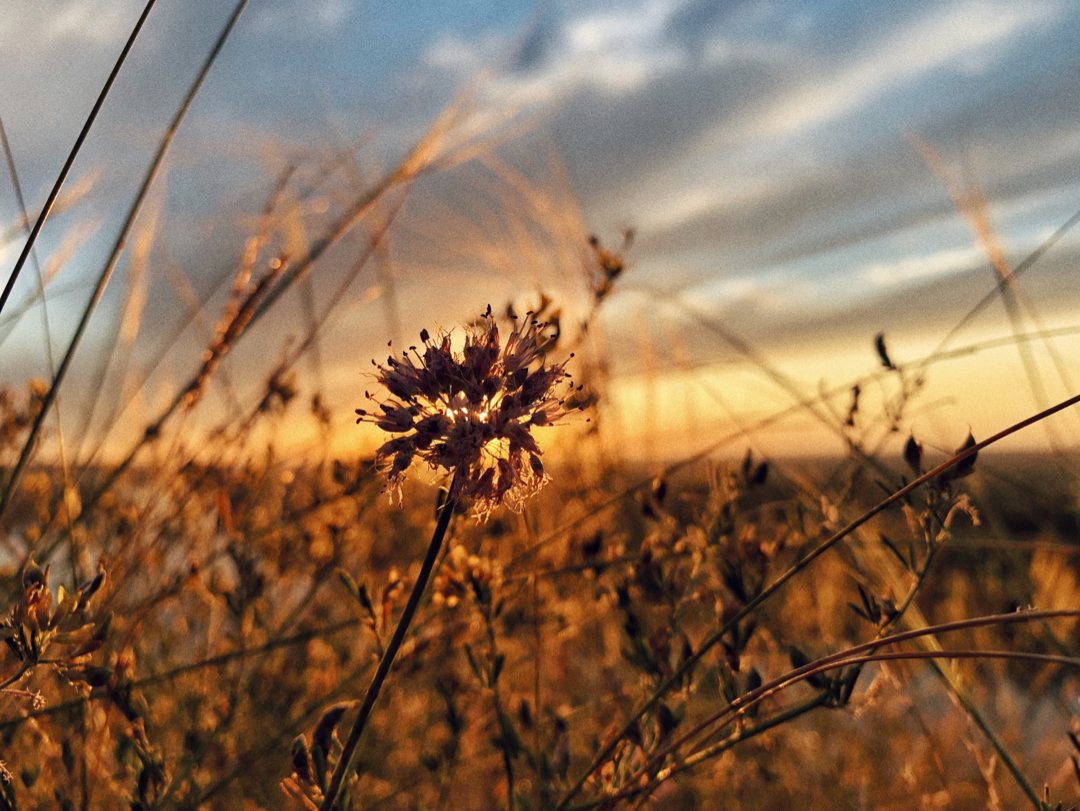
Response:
[356,306,579,517]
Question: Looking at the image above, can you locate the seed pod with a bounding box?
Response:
[290,735,313,784]
[22,559,47,590]
[874,332,895,370]
[312,704,349,758]
[903,435,922,474]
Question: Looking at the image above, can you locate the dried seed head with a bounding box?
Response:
[290,735,313,784]
[312,703,349,757]
[903,434,922,474]
[357,307,578,517]
[22,559,47,591]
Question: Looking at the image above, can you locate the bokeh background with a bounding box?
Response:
[1,0,1078,465]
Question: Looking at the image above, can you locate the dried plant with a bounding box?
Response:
[297,305,580,811]
[356,306,580,516]
[0,9,1079,811]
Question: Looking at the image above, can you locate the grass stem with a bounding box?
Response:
[319,480,459,811]
[0,0,251,522]
[0,0,158,319]
[556,389,1080,810]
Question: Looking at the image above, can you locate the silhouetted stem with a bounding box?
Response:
[0,0,251,522]
[0,664,30,691]
[609,614,1080,810]
[319,483,458,811]
[565,693,832,811]
[617,646,1069,811]
[556,390,1080,810]
[636,611,1080,788]
[0,0,158,319]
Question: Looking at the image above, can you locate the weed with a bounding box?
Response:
[1,7,1079,811]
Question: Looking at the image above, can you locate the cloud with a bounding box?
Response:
[425,34,499,73]
[247,0,353,38]
[425,0,690,99]
[702,36,794,67]
[863,247,983,287]
[0,1,142,49]
[625,51,1080,272]
[750,0,1064,139]
[681,273,769,308]
[635,174,784,232]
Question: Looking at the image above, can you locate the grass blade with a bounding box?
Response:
[0,0,252,521]
[0,0,158,319]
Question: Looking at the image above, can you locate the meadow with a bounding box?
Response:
[2,6,1080,811]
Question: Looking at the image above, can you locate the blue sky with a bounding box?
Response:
[1,0,1078,459]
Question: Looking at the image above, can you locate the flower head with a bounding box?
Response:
[356,305,580,517]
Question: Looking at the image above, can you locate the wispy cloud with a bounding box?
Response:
[425,0,689,99]
[751,0,1063,139]
[863,246,982,287]
[702,37,795,68]
[610,0,1075,255]
[636,174,785,232]
[682,266,825,315]
[0,0,141,49]
[248,0,352,38]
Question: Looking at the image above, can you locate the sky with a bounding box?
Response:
[0,0,1078,466]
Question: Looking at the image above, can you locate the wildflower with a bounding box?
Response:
[356,305,579,517]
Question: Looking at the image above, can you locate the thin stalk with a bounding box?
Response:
[508,321,1080,576]
[640,610,1080,786]
[1,115,80,577]
[485,602,515,811]
[0,117,54,377]
[555,390,1080,810]
[81,170,417,514]
[0,663,31,691]
[0,0,251,522]
[564,694,831,811]
[319,480,459,811]
[617,645,1068,811]
[0,0,158,319]
[922,207,1080,371]
[611,615,1080,810]
[932,657,1040,807]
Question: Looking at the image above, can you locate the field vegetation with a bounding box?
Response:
[1,5,1079,810]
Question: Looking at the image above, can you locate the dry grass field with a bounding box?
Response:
[1,6,1080,811]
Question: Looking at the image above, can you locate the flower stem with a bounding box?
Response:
[319,481,458,811]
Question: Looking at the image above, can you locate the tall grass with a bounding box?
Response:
[1,6,1079,811]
